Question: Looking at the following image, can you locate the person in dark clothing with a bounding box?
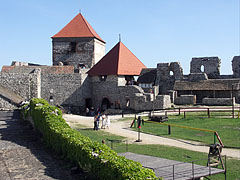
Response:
[93,114,98,130]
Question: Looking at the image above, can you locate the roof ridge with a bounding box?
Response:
[52,13,105,43]
[116,42,121,74]
[80,13,96,39]
[121,42,146,67]
[79,13,105,43]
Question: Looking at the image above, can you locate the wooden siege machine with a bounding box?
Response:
[207,132,225,170]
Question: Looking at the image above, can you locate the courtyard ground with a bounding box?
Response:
[63,114,240,159]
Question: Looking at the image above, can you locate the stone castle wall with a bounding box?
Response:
[93,39,106,65]
[91,75,171,111]
[0,66,91,112]
[52,37,105,69]
[190,57,221,79]
[232,56,240,78]
[0,95,18,110]
[202,98,234,106]
[41,69,91,112]
[0,73,31,99]
[155,62,183,95]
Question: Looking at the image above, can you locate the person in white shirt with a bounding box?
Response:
[106,115,110,129]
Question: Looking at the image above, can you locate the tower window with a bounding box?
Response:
[99,75,107,81]
[70,42,76,52]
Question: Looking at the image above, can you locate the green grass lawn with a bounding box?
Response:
[73,125,240,180]
[129,113,240,148]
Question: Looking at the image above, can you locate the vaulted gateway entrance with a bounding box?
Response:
[101,98,110,111]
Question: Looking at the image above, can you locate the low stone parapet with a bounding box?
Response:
[202,98,235,106]
[174,95,196,105]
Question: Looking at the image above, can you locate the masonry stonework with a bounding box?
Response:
[190,57,221,79]
[91,75,171,111]
[232,56,240,78]
[155,62,183,95]
[202,98,235,106]
[52,37,105,70]
[0,73,30,99]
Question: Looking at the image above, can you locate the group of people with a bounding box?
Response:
[93,113,110,130]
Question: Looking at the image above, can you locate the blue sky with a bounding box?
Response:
[0,0,239,74]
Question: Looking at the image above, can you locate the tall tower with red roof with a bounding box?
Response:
[52,13,105,70]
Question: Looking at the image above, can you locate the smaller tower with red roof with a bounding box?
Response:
[52,13,105,70]
[87,41,147,110]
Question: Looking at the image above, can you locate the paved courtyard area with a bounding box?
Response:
[0,111,86,180]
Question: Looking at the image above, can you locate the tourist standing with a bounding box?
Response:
[96,113,100,130]
[106,115,110,129]
[93,114,97,130]
[101,114,106,129]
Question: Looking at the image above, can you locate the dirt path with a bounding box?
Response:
[63,114,240,159]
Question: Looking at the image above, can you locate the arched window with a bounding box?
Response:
[102,98,111,111]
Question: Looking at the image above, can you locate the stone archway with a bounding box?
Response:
[101,98,111,111]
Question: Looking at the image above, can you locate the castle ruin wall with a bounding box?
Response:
[232,56,240,78]
[190,57,221,79]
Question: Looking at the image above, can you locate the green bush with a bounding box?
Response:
[22,98,158,180]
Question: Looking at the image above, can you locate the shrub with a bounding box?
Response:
[22,98,159,180]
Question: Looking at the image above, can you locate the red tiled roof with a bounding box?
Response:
[52,13,105,43]
[87,42,146,76]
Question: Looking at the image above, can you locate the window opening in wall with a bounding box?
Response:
[170,71,174,76]
[70,42,76,52]
[102,98,111,111]
[78,63,86,69]
[85,98,92,109]
[99,75,107,81]
[201,65,205,72]
[126,99,130,108]
[125,75,136,85]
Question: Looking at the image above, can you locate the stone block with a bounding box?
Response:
[174,95,196,105]
[202,98,235,106]
[188,73,208,81]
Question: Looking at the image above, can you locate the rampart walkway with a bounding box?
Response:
[0,111,85,180]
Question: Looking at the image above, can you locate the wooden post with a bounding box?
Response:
[168,125,171,135]
[184,111,186,118]
[165,111,168,117]
[214,132,216,144]
[178,108,181,115]
[208,108,210,118]
[232,84,234,118]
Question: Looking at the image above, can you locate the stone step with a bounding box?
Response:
[0,110,20,119]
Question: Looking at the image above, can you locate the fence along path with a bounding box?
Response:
[63,114,240,159]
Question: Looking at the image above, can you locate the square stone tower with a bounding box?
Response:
[52,13,105,70]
